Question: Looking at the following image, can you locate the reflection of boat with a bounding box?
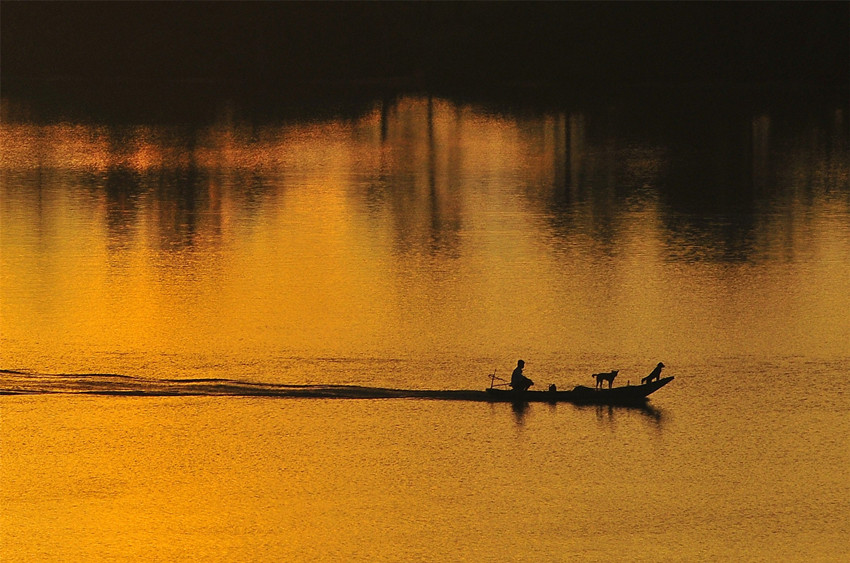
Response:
[485,377,674,406]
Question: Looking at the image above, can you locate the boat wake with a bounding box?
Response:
[0,370,488,401]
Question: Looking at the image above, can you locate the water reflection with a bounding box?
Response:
[103,165,143,253]
[540,101,849,265]
[506,400,664,429]
[5,95,846,263]
[1,93,848,372]
[511,401,529,425]
[593,403,665,428]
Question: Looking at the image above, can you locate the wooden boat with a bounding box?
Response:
[484,376,674,405]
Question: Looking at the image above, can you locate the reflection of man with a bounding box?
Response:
[510,360,534,392]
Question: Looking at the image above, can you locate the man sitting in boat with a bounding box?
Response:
[510,360,534,392]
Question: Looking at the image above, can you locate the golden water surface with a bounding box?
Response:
[2,95,849,560]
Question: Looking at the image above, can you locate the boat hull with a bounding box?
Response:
[485,376,674,405]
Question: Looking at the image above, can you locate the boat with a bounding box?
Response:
[0,370,672,405]
[484,376,674,406]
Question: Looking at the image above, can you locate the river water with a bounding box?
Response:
[2,92,849,560]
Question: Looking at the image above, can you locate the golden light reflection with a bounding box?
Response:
[1,96,849,378]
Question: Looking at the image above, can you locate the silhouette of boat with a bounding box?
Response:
[484,376,674,405]
[0,371,673,405]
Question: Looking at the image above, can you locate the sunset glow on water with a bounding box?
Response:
[2,91,849,560]
[2,98,848,376]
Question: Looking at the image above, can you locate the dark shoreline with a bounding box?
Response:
[3,75,847,126]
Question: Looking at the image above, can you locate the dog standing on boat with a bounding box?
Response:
[592,370,618,389]
[641,362,665,385]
